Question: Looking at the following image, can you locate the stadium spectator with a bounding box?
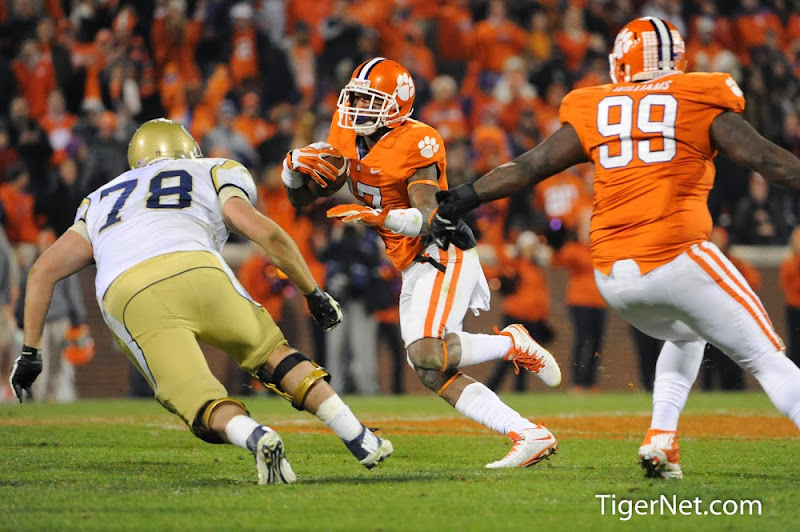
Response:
[318,223,381,395]
[374,258,405,394]
[151,0,203,83]
[35,17,75,109]
[487,231,554,393]
[553,6,592,76]
[470,0,526,77]
[0,163,39,246]
[24,228,88,403]
[233,91,276,151]
[39,89,77,166]
[203,100,259,169]
[552,208,607,392]
[420,75,469,144]
[731,172,792,245]
[12,37,56,120]
[494,55,539,134]
[0,121,20,180]
[79,111,127,196]
[780,226,800,367]
[37,157,83,236]
[687,16,728,73]
[7,96,52,201]
[287,21,317,111]
[0,227,20,403]
[731,0,784,65]
[435,0,474,83]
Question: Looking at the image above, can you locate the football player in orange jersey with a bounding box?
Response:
[282,58,562,469]
[434,17,800,479]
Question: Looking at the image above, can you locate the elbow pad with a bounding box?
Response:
[383,208,423,237]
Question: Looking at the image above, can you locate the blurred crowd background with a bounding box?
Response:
[2,0,800,401]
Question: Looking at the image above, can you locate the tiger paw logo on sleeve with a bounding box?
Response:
[396,72,415,102]
[418,136,440,158]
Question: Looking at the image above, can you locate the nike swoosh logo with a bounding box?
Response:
[533,435,555,441]
[370,168,381,174]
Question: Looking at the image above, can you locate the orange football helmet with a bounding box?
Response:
[609,17,687,83]
[337,57,416,136]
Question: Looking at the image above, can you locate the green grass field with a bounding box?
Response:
[1,392,798,531]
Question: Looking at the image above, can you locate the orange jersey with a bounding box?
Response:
[560,72,745,275]
[327,114,447,271]
[780,254,800,308]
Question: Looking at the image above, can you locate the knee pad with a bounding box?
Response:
[191,397,247,444]
[255,351,330,411]
[408,338,447,371]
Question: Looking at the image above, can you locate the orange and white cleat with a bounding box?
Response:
[498,324,562,387]
[485,426,558,469]
[638,428,683,480]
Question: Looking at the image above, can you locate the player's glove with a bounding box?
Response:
[285,142,345,188]
[326,204,392,228]
[429,207,458,250]
[305,287,343,332]
[10,345,43,403]
[435,182,481,221]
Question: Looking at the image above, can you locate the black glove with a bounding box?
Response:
[430,208,457,250]
[10,346,43,403]
[435,182,480,221]
[305,287,343,332]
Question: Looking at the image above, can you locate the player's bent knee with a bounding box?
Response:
[191,397,247,444]
[407,338,446,370]
[255,351,330,410]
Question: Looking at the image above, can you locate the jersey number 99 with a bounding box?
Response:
[597,94,678,169]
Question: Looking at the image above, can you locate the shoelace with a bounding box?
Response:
[495,327,546,375]
[506,431,525,457]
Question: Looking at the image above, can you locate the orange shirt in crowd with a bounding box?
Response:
[436,2,475,63]
[533,170,591,230]
[12,56,56,120]
[0,183,39,244]
[420,100,469,143]
[560,72,745,275]
[286,0,333,54]
[151,13,202,81]
[471,18,527,73]
[471,123,511,175]
[686,40,727,72]
[39,112,77,166]
[499,96,540,133]
[553,241,607,308]
[500,258,550,322]
[233,115,276,148]
[780,254,800,308]
[554,30,590,73]
[230,27,260,86]
[732,9,783,63]
[237,254,286,320]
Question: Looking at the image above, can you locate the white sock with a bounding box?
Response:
[454,382,536,435]
[650,340,703,431]
[224,415,261,450]
[315,395,363,441]
[455,332,513,368]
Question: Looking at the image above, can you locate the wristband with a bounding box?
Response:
[22,345,41,358]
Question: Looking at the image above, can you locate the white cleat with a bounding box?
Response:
[485,426,558,469]
[499,324,562,387]
[359,437,394,470]
[255,429,296,485]
[344,425,394,469]
[638,429,683,480]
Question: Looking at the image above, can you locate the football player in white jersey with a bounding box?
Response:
[9,118,393,484]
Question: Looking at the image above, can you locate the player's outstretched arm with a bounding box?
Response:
[438,124,588,220]
[223,197,342,330]
[23,229,94,349]
[711,111,800,191]
[223,197,317,294]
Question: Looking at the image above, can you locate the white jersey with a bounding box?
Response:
[74,157,257,300]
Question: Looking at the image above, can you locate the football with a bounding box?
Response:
[307,151,349,197]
